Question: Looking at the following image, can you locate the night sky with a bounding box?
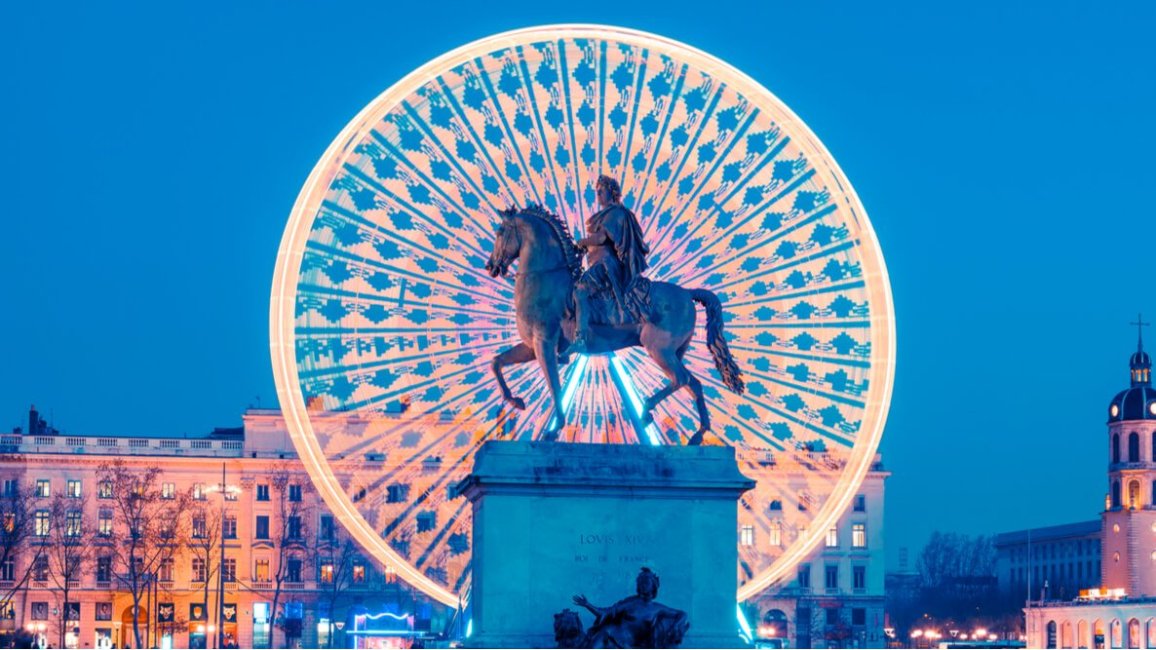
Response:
[4,1,1155,568]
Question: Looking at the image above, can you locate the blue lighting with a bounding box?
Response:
[609,355,661,445]
[737,604,753,643]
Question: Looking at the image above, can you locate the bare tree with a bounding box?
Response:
[266,464,312,649]
[97,460,191,649]
[0,474,48,635]
[313,530,361,649]
[46,491,92,649]
[186,501,222,640]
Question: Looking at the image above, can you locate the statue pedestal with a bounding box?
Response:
[457,441,755,648]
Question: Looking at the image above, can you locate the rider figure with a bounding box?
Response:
[570,175,650,354]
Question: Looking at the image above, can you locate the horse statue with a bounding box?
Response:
[483,204,744,445]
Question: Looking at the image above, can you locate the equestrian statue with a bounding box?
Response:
[484,175,744,444]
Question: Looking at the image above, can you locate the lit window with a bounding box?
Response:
[192,517,207,539]
[740,525,755,546]
[826,526,838,548]
[65,510,82,537]
[255,559,270,582]
[66,480,81,498]
[352,563,366,583]
[769,522,782,547]
[223,558,236,583]
[35,480,50,498]
[34,509,49,537]
[192,558,207,582]
[852,523,867,549]
[319,561,334,583]
[162,483,175,499]
[193,484,206,501]
[98,481,113,499]
[98,509,113,536]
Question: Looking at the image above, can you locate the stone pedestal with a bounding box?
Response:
[457,441,755,649]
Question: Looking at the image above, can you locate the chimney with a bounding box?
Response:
[29,405,39,436]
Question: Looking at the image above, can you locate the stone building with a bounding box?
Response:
[1023,333,1156,648]
[0,408,447,649]
[747,456,888,648]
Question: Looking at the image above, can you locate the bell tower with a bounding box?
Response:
[1101,315,1156,595]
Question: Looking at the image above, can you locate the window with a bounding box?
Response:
[98,481,113,499]
[825,564,839,590]
[769,521,782,547]
[96,557,112,582]
[825,608,840,625]
[1113,433,1121,463]
[256,484,270,502]
[35,480,50,498]
[224,489,238,502]
[223,558,236,583]
[288,484,302,502]
[254,558,270,582]
[1112,480,1121,508]
[192,558,207,582]
[98,508,113,536]
[95,602,112,621]
[223,516,237,539]
[769,500,782,511]
[0,601,11,620]
[159,558,173,582]
[65,510,82,537]
[852,523,867,548]
[192,516,207,539]
[287,557,302,583]
[797,564,811,589]
[853,565,866,591]
[852,608,866,626]
[320,515,334,541]
[1,480,16,497]
[853,494,866,512]
[161,483,175,499]
[33,555,49,581]
[826,526,838,548]
[34,509,49,536]
[287,515,302,540]
[0,558,13,581]
[1128,433,1141,463]
[31,602,48,621]
[67,480,81,498]
[193,483,206,500]
[255,515,270,540]
[740,525,754,546]
[319,560,334,583]
[352,562,366,583]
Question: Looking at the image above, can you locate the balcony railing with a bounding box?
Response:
[0,434,245,458]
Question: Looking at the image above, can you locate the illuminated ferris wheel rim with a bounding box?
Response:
[269,23,896,608]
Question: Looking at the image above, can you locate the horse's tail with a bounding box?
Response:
[691,289,745,395]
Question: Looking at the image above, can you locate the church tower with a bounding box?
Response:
[1102,316,1156,595]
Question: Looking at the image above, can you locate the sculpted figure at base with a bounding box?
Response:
[484,176,745,444]
[565,567,689,649]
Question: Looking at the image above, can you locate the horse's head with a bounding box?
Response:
[485,208,521,278]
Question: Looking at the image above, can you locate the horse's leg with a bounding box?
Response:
[533,333,565,442]
[640,329,691,426]
[490,343,536,411]
[685,372,711,446]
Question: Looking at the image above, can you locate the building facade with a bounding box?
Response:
[747,457,888,649]
[995,520,1102,602]
[0,408,447,650]
[1025,333,1156,648]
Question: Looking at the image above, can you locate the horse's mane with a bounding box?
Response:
[500,204,583,279]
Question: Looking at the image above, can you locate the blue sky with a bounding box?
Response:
[4,1,1155,567]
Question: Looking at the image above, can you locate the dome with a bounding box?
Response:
[1131,348,1152,369]
[1108,385,1156,422]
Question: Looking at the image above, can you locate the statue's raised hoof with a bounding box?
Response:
[641,409,654,425]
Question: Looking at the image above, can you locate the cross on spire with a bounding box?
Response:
[1131,313,1150,350]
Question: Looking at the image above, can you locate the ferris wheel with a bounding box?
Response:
[270,24,895,608]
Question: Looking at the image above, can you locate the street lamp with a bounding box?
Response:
[205,464,241,649]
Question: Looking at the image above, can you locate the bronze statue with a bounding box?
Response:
[484,177,745,444]
[571,175,650,353]
[568,567,689,648]
[554,608,587,649]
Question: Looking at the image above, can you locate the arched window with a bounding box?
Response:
[1078,621,1088,649]
[1126,619,1139,649]
[1112,481,1121,508]
[1128,481,1141,509]
[1062,620,1073,648]
[1152,433,1156,461]
[1094,619,1105,649]
[762,609,788,640]
[1048,621,1058,649]
[1111,619,1122,648]
[1128,432,1140,462]
[1113,433,1121,463]
[1146,618,1156,649]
